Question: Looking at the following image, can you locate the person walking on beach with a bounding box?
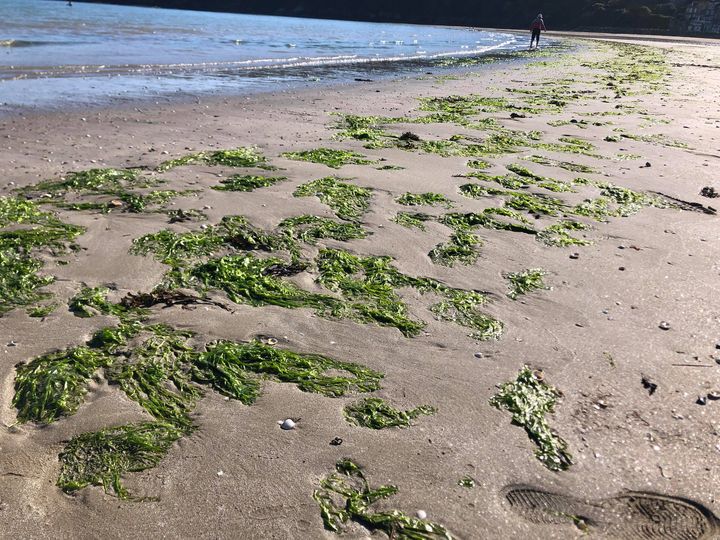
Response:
[530,14,546,49]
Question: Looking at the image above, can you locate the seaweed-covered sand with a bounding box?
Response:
[2,37,720,539]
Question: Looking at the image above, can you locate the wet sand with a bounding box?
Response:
[1,36,720,539]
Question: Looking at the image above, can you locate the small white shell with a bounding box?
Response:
[416,510,427,520]
[280,419,296,430]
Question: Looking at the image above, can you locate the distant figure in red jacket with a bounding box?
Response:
[530,14,546,49]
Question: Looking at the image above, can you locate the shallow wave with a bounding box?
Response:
[0,38,84,47]
[0,39,518,81]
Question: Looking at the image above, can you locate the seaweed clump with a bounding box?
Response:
[282,148,377,169]
[57,422,184,499]
[490,367,572,471]
[156,147,272,172]
[195,341,383,404]
[396,192,453,208]
[18,167,196,214]
[0,197,84,315]
[13,347,113,424]
[505,269,548,300]
[294,177,372,221]
[314,459,454,539]
[15,287,385,499]
[393,211,434,231]
[212,174,287,192]
[344,397,436,429]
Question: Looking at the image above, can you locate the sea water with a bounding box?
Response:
[0,0,525,111]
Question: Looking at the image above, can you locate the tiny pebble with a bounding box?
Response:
[618,267,626,271]
[416,510,427,520]
[474,352,483,359]
[658,321,671,331]
[697,396,708,406]
[217,470,224,476]
[708,391,720,401]
[569,253,579,259]
[7,340,16,347]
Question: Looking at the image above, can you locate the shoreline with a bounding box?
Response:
[0,33,549,119]
[2,35,720,539]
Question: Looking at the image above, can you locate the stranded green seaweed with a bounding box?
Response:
[13,347,112,424]
[490,366,572,471]
[344,397,436,429]
[282,148,377,169]
[396,192,453,208]
[57,421,184,499]
[156,147,272,172]
[294,177,372,221]
[0,197,84,315]
[194,341,383,404]
[314,459,454,539]
[212,174,287,192]
[505,269,549,299]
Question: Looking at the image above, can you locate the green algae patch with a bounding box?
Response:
[396,192,453,208]
[13,347,112,424]
[0,197,84,315]
[315,249,428,336]
[156,147,272,172]
[109,330,201,430]
[134,218,501,340]
[167,208,208,224]
[27,303,57,318]
[344,397,435,429]
[506,165,573,192]
[18,167,199,214]
[430,290,503,341]
[393,212,433,231]
[429,231,482,267]
[441,210,535,235]
[212,174,287,192]
[523,155,597,174]
[458,183,508,199]
[194,341,382,404]
[314,459,454,539]
[294,177,372,221]
[431,210,534,267]
[20,168,147,196]
[505,269,548,300]
[419,94,539,117]
[467,159,491,170]
[505,193,565,216]
[490,367,572,471]
[279,215,367,245]
[70,286,128,318]
[57,421,184,499]
[182,253,339,311]
[333,114,395,148]
[282,148,376,169]
[537,221,591,247]
[132,215,292,266]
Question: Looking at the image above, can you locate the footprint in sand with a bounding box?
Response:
[503,484,718,540]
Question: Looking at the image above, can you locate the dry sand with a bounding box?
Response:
[1,36,720,539]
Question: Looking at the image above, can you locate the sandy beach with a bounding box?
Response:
[2,35,720,539]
